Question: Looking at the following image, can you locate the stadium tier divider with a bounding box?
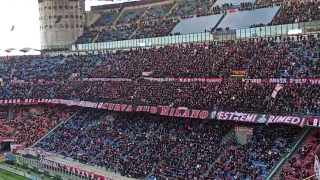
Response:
[30,108,83,148]
[266,127,313,179]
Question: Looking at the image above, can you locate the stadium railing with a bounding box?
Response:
[41,20,320,52]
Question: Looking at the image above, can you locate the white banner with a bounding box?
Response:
[271,84,283,98]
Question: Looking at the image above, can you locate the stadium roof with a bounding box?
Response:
[1,48,41,53]
[0,48,41,56]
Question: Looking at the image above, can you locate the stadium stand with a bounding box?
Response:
[0,106,14,138]
[74,0,320,43]
[272,1,320,25]
[94,10,120,27]
[0,35,320,115]
[0,106,7,120]
[12,105,78,147]
[35,110,234,179]
[278,129,320,180]
[117,7,148,25]
[0,77,318,115]
[74,27,99,44]
[206,125,302,179]
[132,19,179,39]
[5,1,320,180]
[0,59,11,79]
[142,3,174,21]
[96,25,137,42]
[168,0,215,18]
[7,35,320,80]
[0,120,15,138]
[150,121,232,179]
[213,0,257,10]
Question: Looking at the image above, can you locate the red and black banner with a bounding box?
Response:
[0,98,311,127]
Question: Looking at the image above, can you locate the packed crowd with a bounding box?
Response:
[1,78,319,114]
[34,109,308,180]
[5,35,320,81]
[35,110,234,179]
[1,36,320,114]
[12,105,78,147]
[35,111,182,177]
[151,121,232,179]
[0,106,14,138]
[278,129,320,180]
[206,125,302,179]
[0,120,14,138]
[272,1,320,25]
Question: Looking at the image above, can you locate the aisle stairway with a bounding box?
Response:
[147,124,235,180]
[31,108,82,148]
[136,7,151,24]
[113,8,125,27]
[201,129,235,178]
[267,127,313,180]
[7,104,14,120]
[165,3,178,17]
[92,32,100,43]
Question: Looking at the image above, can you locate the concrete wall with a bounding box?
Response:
[39,0,86,47]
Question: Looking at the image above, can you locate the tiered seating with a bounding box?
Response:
[151,121,232,179]
[206,125,302,179]
[74,0,320,44]
[0,106,7,120]
[12,57,64,80]
[278,129,320,180]
[168,0,215,18]
[96,25,137,42]
[74,28,99,44]
[117,7,148,25]
[132,19,178,39]
[94,10,119,27]
[0,119,15,138]
[118,117,191,178]
[34,109,307,180]
[259,0,282,5]
[86,38,320,79]
[0,106,10,137]
[0,36,320,114]
[35,111,234,179]
[0,59,11,79]
[35,112,169,169]
[13,105,78,147]
[213,0,257,10]
[272,1,320,25]
[142,3,174,21]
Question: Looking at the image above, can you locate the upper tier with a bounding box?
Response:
[3,37,320,80]
[72,0,319,46]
